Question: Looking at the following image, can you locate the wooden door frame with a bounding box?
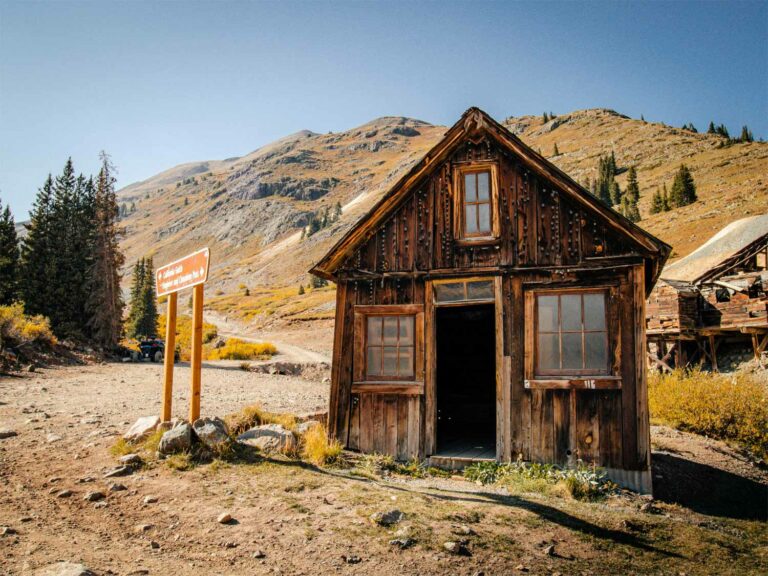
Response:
[424,276,505,460]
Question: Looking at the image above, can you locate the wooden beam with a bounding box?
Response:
[189,284,204,423]
[524,378,622,390]
[161,292,177,422]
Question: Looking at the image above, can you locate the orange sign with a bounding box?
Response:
[156,247,210,297]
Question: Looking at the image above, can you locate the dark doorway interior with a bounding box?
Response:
[435,304,496,458]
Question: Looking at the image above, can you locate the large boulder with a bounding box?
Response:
[237,424,296,453]
[294,420,321,436]
[123,415,161,442]
[158,422,194,455]
[192,417,231,451]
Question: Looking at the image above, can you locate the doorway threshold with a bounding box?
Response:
[429,438,496,470]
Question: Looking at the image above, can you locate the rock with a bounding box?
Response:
[369,509,404,527]
[192,417,231,451]
[223,541,238,548]
[158,422,194,455]
[119,453,143,466]
[46,433,63,443]
[543,544,556,556]
[76,476,94,484]
[27,364,36,372]
[19,516,33,523]
[451,524,473,536]
[108,483,127,492]
[103,466,132,478]
[294,420,321,435]
[33,562,95,576]
[389,537,416,549]
[252,550,266,559]
[150,540,160,549]
[124,415,161,442]
[158,417,186,432]
[237,424,296,453]
[1,526,17,536]
[342,555,362,564]
[443,540,471,555]
[143,495,158,504]
[0,429,18,439]
[83,491,105,502]
[217,512,233,524]
[515,565,529,572]
[134,524,153,533]
[56,489,73,498]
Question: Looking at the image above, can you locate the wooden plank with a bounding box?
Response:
[633,265,651,472]
[552,389,571,466]
[407,395,421,459]
[161,291,177,422]
[385,396,398,457]
[328,282,349,441]
[508,276,525,457]
[373,396,385,454]
[529,389,544,462]
[424,279,436,455]
[576,390,600,464]
[396,396,408,460]
[620,271,639,470]
[351,383,424,394]
[598,390,622,468]
[189,284,204,422]
[359,393,374,453]
[494,275,506,460]
[524,378,622,390]
[348,394,360,450]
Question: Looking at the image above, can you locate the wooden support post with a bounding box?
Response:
[708,334,718,372]
[189,284,204,423]
[161,292,177,422]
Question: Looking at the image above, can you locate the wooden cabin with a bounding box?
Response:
[646,215,768,371]
[311,108,670,493]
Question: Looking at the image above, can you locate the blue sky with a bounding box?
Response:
[1,0,766,217]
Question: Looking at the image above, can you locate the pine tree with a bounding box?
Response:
[707,121,716,134]
[542,112,549,123]
[610,181,622,206]
[86,153,125,349]
[594,153,617,206]
[310,274,327,289]
[136,257,157,338]
[669,165,697,208]
[740,125,754,143]
[624,166,640,203]
[0,199,20,304]
[649,188,664,215]
[298,284,305,295]
[662,184,671,211]
[716,124,730,139]
[21,175,56,318]
[620,196,641,222]
[126,258,146,338]
[552,143,560,156]
[640,114,646,123]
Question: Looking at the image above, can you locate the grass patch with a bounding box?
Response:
[157,313,218,361]
[649,368,768,459]
[165,452,194,471]
[300,424,343,467]
[225,404,297,435]
[207,338,277,361]
[109,438,134,457]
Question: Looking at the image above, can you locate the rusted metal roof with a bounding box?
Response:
[662,214,768,284]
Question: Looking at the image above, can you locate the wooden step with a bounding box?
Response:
[429,455,496,471]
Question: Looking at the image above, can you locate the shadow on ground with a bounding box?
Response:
[652,452,767,520]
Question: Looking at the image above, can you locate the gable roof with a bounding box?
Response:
[661,214,768,284]
[311,107,671,288]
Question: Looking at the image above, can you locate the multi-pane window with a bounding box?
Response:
[536,291,609,375]
[366,315,415,379]
[463,171,492,236]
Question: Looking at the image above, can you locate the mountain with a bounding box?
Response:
[117,109,767,313]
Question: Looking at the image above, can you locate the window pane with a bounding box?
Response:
[538,332,560,370]
[434,282,465,302]
[467,280,494,300]
[561,332,583,369]
[537,295,559,332]
[585,332,607,371]
[477,172,490,201]
[584,293,606,331]
[399,316,414,345]
[398,346,414,377]
[478,203,491,233]
[464,173,477,202]
[367,317,382,345]
[561,294,582,331]
[382,347,398,375]
[382,317,398,345]
[367,347,381,376]
[465,205,478,234]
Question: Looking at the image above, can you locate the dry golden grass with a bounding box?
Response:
[156,313,218,361]
[207,338,276,360]
[225,404,297,436]
[300,424,343,467]
[648,368,768,458]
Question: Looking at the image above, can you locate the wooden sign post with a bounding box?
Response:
[156,247,211,423]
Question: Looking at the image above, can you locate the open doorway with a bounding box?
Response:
[435,304,496,458]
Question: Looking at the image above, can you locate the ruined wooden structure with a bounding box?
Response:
[646,215,768,372]
[312,108,670,492]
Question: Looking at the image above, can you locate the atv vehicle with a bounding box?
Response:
[138,338,180,363]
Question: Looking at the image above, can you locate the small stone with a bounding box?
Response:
[237,423,295,453]
[93,501,107,509]
[1,526,17,536]
[124,415,161,442]
[0,429,18,439]
[56,489,73,498]
[217,512,233,524]
[108,483,127,492]
[143,495,158,504]
[223,541,238,548]
[443,540,471,556]
[342,555,362,564]
[119,453,143,465]
[252,550,266,559]
[103,466,132,478]
[46,433,63,443]
[135,524,153,533]
[544,544,556,556]
[369,509,404,527]
[83,491,105,502]
[158,423,194,455]
[76,476,95,484]
[192,417,231,451]
[451,523,473,536]
[150,540,160,549]
[48,477,61,483]
[19,516,33,523]
[389,537,416,549]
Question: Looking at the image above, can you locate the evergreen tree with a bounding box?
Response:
[333,202,342,219]
[707,121,716,134]
[21,175,56,318]
[0,199,20,304]
[739,125,754,143]
[136,257,157,338]
[593,153,618,206]
[298,284,305,295]
[310,274,327,289]
[624,166,640,203]
[649,188,664,215]
[126,258,146,338]
[620,196,641,222]
[86,153,125,349]
[552,143,560,156]
[640,114,645,122]
[669,165,697,208]
[610,181,622,206]
[715,124,730,139]
[661,184,671,212]
[542,112,549,123]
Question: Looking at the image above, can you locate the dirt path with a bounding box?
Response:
[1,364,766,575]
[205,311,331,364]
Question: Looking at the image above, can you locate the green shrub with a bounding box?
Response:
[649,368,768,459]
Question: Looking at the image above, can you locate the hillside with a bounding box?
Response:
[117,108,768,322]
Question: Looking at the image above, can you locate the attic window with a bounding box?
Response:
[453,163,499,241]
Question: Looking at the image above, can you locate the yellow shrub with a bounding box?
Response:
[207,338,277,360]
[156,313,218,361]
[301,424,343,467]
[0,303,57,347]
[648,368,768,459]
